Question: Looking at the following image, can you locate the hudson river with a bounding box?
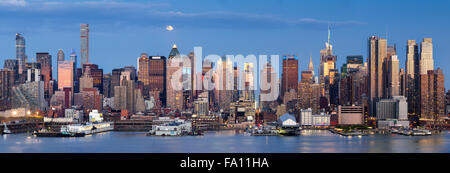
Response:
[1,130,449,153]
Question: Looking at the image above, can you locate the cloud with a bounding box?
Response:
[0,0,27,6]
[0,0,366,33]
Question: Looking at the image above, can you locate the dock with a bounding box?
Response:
[113,120,153,131]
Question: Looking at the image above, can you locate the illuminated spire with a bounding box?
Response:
[309,54,314,76]
[169,44,180,58]
[328,25,331,46]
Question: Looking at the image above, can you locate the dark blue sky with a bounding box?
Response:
[1,0,450,88]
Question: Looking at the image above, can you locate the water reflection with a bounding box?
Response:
[0,131,448,153]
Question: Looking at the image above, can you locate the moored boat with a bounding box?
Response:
[2,122,12,134]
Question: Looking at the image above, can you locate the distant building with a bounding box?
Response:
[65,109,84,122]
[420,69,445,122]
[57,60,74,92]
[298,78,321,114]
[166,44,184,110]
[80,24,89,66]
[16,33,27,75]
[25,62,41,82]
[79,65,94,92]
[368,36,388,117]
[278,113,299,127]
[300,108,313,127]
[36,52,53,100]
[82,64,103,94]
[281,55,298,98]
[113,79,145,115]
[230,99,256,123]
[74,88,102,117]
[337,105,364,125]
[376,96,409,128]
[406,40,420,115]
[148,56,166,104]
[194,92,209,116]
[11,81,48,112]
[312,113,330,127]
[214,56,233,112]
[138,53,151,97]
[57,49,64,62]
[110,68,124,97]
[103,73,111,98]
[0,69,15,111]
[420,38,434,75]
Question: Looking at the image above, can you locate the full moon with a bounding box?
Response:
[166,25,174,31]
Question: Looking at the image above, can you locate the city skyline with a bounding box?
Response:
[0,1,449,158]
[1,0,450,88]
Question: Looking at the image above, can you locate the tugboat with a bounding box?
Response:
[2,122,12,134]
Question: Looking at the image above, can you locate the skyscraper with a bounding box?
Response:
[138,53,151,98]
[26,62,41,82]
[57,49,65,62]
[57,60,74,92]
[308,55,314,77]
[0,69,15,111]
[406,40,420,114]
[36,52,53,100]
[69,49,78,93]
[281,55,299,98]
[110,68,124,97]
[368,36,387,116]
[82,64,103,94]
[420,68,445,123]
[215,56,233,111]
[242,62,255,101]
[103,73,111,98]
[166,44,183,110]
[79,65,94,92]
[420,38,434,75]
[319,27,333,85]
[16,33,26,75]
[388,54,400,97]
[406,40,419,79]
[80,24,89,66]
[148,56,166,105]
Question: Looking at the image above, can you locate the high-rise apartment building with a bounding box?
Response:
[0,69,15,111]
[420,68,445,122]
[16,33,26,75]
[80,24,89,66]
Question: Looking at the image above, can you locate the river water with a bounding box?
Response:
[0,130,449,153]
